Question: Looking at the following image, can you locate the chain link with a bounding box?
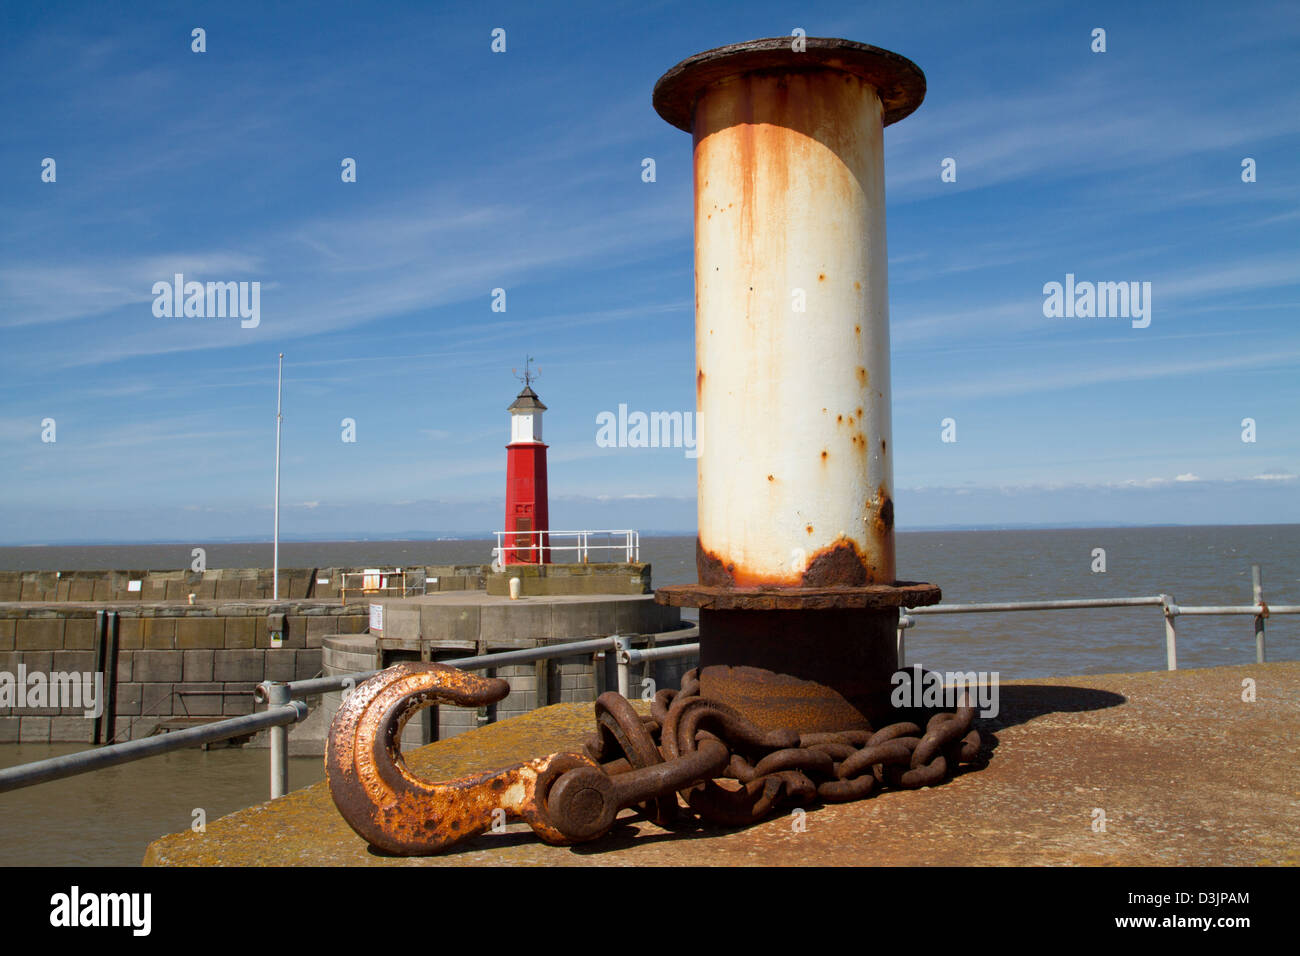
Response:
[540,667,985,840]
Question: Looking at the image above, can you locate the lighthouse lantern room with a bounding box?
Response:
[503,360,550,565]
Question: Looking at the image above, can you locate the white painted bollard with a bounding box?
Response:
[508,577,521,600]
[655,39,925,589]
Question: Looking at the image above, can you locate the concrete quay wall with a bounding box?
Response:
[0,564,489,604]
[0,601,367,744]
[322,592,689,750]
[145,662,1300,868]
[486,563,652,597]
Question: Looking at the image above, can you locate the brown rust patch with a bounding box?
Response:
[881,439,887,454]
[856,366,868,387]
[820,449,829,462]
[656,581,942,610]
[836,414,843,424]
[697,537,736,587]
[696,368,705,400]
[767,473,774,481]
[800,536,870,587]
[805,524,814,534]
[818,273,826,282]
[854,281,861,291]
[870,485,895,545]
[854,325,861,336]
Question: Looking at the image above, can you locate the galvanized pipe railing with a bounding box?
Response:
[0,629,696,799]
[897,569,1294,671]
[0,698,308,795]
[3,586,1287,800]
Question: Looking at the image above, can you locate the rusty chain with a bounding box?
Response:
[545,667,983,839]
[326,662,985,855]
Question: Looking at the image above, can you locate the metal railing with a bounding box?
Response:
[339,568,426,603]
[0,627,699,800]
[896,565,1295,672]
[3,564,1290,801]
[492,529,640,566]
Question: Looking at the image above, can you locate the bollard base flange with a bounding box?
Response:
[655,581,940,610]
[691,605,910,732]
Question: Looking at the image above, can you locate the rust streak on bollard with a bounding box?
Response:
[653,38,942,732]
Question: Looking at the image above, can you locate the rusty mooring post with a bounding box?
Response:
[654,38,940,732]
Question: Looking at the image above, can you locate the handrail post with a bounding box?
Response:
[92,610,107,745]
[1252,564,1267,664]
[896,612,913,667]
[1160,594,1178,671]
[613,635,630,698]
[267,682,291,799]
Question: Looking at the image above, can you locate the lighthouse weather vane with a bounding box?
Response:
[512,357,539,389]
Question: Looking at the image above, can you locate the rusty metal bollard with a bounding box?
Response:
[653,38,941,732]
[323,39,983,858]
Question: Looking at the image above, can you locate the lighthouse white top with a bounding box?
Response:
[508,386,546,443]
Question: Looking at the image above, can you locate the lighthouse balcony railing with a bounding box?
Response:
[492,529,640,566]
[339,569,427,604]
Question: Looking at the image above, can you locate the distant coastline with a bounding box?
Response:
[4,520,1297,548]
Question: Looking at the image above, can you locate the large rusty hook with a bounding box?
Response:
[325,662,597,855]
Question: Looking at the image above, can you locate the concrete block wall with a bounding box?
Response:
[0,644,104,744]
[486,563,651,597]
[1,602,367,742]
[395,595,680,649]
[0,564,490,606]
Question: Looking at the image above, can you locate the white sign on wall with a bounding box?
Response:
[369,603,383,632]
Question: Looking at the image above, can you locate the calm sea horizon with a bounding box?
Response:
[1,523,1295,678]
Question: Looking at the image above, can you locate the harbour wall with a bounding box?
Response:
[0,600,368,744]
[0,562,660,746]
[0,564,489,603]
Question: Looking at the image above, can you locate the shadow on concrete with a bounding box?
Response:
[987,684,1127,732]
[970,683,1127,766]
[567,813,800,855]
[364,828,565,859]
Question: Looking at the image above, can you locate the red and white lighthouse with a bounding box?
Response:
[503,369,550,565]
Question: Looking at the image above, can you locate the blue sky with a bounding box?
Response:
[1,0,1297,544]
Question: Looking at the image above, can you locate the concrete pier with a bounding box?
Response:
[144,661,1300,866]
[317,591,685,750]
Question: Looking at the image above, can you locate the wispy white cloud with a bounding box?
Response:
[905,472,1297,494]
[897,346,1300,400]
[886,65,1300,201]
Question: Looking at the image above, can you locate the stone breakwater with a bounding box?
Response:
[0,563,490,744]
[0,564,489,603]
[0,599,367,744]
[0,563,657,746]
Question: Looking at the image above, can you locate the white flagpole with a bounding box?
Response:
[273,353,283,601]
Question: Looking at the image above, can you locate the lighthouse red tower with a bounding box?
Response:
[503,362,549,565]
